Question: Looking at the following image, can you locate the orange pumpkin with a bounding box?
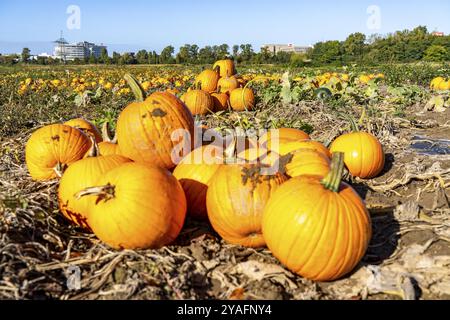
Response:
[58,152,131,229]
[229,88,255,111]
[259,128,310,150]
[173,146,223,219]
[283,149,331,178]
[25,124,91,181]
[182,89,215,115]
[330,132,385,179]
[64,118,102,143]
[218,76,239,94]
[213,59,236,78]
[195,69,220,93]
[206,163,287,248]
[277,140,331,158]
[211,92,229,112]
[79,163,187,249]
[262,153,372,281]
[117,88,195,169]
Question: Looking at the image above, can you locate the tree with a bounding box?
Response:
[100,48,109,64]
[239,44,255,63]
[343,33,366,61]
[112,52,121,64]
[198,46,215,64]
[89,53,97,64]
[309,41,342,65]
[424,45,448,62]
[232,45,240,58]
[136,50,149,64]
[160,46,175,64]
[176,45,191,64]
[21,48,31,63]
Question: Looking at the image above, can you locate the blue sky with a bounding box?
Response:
[1,0,450,54]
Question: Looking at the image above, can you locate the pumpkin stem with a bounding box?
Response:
[213,65,220,75]
[75,183,116,201]
[86,135,101,157]
[124,73,146,102]
[53,162,67,178]
[338,112,359,132]
[101,121,118,144]
[321,152,345,193]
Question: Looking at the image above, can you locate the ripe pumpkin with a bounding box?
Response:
[259,128,310,150]
[211,92,229,112]
[278,140,331,158]
[58,151,131,229]
[206,163,287,248]
[25,124,91,181]
[79,163,187,249]
[229,88,255,111]
[262,153,372,281]
[283,149,331,178]
[330,132,385,179]
[218,76,239,95]
[213,59,236,78]
[195,69,220,93]
[64,118,103,143]
[117,88,195,169]
[173,146,223,219]
[182,89,215,115]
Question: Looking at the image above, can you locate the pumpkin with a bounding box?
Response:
[58,147,131,229]
[283,149,331,178]
[259,128,310,150]
[182,89,215,115]
[330,132,385,179]
[430,77,444,90]
[213,59,236,78]
[25,124,91,181]
[78,163,187,249]
[278,140,331,158]
[64,118,103,143]
[206,163,287,248]
[229,88,255,111]
[218,76,239,95]
[173,145,223,219]
[117,75,195,169]
[211,92,229,112]
[166,88,180,96]
[195,69,220,93]
[262,153,372,281]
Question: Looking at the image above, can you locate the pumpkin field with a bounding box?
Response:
[0,61,449,300]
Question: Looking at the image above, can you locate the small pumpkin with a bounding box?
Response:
[278,140,331,158]
[173,146,223,219]
[262,153,372,281]
[195,69,220,93]
[78,163,187,249]
[218,76,239,95]
[283,149,331,178]
[213,59,236,78]
[259,128,310,150]
[25,124,91,181]
[58,144,131,229]
[211,92,229,112]
[330,132,385,179]
[182,89,215,115]
[229,88,255,111]
[206,163,287,248]
[64,118,103,143]
[117,74,195,169]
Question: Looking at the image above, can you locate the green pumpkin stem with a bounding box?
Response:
[338,112,359,132]
[321,152,345,193]
[124,73,146,102]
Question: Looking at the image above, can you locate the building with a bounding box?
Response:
[262,44,312,55]
[432,32,445,37]
[54,37,107,61]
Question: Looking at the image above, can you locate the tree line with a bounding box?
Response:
[1,26,449,66]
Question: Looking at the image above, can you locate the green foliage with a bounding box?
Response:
[424,45,449,62]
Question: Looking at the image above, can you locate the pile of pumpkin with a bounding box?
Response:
[179,59,256,115]
[430,76,450,91]
[25,63,385,282]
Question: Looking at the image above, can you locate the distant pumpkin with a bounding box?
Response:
[182,90,215,115]
[213,59,236,78]
[195,69,220,93]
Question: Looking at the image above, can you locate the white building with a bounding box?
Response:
[54,38,107,61]
[262,44,312,55]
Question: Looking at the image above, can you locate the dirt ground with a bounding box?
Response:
[0,102,449,300]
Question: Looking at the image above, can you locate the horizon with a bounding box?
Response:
[1,0,450,55]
